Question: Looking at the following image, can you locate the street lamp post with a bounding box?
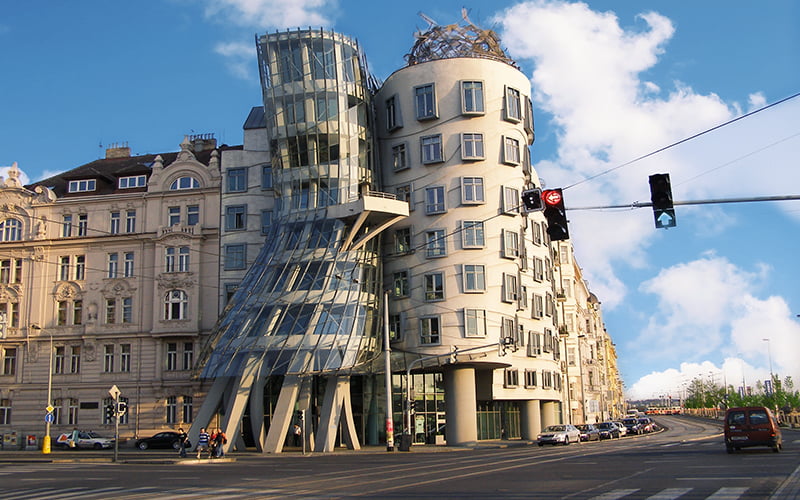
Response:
[31,324,53,454]
[762,338,774,390]
[382,290,394,452]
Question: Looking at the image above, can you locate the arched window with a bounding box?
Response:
[0,219,22,242]
[164,290,188,320]
[169,176,200,190]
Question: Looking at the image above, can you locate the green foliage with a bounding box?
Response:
[683,374,800,412]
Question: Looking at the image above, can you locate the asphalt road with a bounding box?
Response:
[0,415,798,499]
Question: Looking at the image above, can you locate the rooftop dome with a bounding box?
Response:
[405,10,518,68]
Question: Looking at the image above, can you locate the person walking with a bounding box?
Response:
[196,427,210,459]
[177,427,188,458]
[212,428,227,458]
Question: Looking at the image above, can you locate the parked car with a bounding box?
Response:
[612,421,628,436]
[638,417,656,433]
[621,417,643,435]
[55,431,114,449]
[576,424,600,442]
[135,431,183,450]
[724,406,782,453]
[595,422,621,440]
[537,424,581,446]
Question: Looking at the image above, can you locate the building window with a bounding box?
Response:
[261,166,273,189]
[61,215,72,238]
[110,211,120,234]
[75,256,85,280]
[224,244,247,270]
[77,214,88,237]
[533,257,544,281]
[391,143,408,171]
[394,228,411,254]
[0,302,19,330]
[227,167,248,192]
[461,177,484,204]
[70,345,81,373]
[0,219,21,242]
[164,290,188,320]
[505,86,522,121]
[67,179,96,193]
[125,210,136,233]
[386,95,401,130]
[2,347,16,375]
[389,313,404,342]
[105,298,116,324]
[169,176,200,190]
[183,396,193,424]
[166,396,177,424]
[461,133,484,160]
[59,256,70,281]
[122,298,133,323]
[395,184,413,210]
[166,343,178,371]
[532,294,544,319]
[414,84,436,120]
[464,309,487,337]
[187,205,199,226]
[462,221,485,248]
[504,368,519,388]
[66,398,78,425]
[463,264,485,292]
[503,136,521,165]
[425,186,446,215]
[56,300,82,326]
[315,94,338,121]
[419,316,441,345]
[420,135,443,164]
[524,369,538,387]
[392,270,409,297]
[107,253,118,278]
[54,346,65,374]
[120,344,131,372]
[225,205,247,231]
[502,273,518,303]
[284,97,305,124]
[502,186,520,214]
[183,342,194,370]
[425,230,446,258]
[528,331,542,357]
[423,272,444,302]
[165,246,190,273]
[0,398,10,424]
[118,175,146,189]
[123,252,134,278]
[461,81,485,114]
[103,344,114,373]
[168,206,180,226]
[261,210,273,235]
[502,229,519,258]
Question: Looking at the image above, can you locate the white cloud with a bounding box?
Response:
[0,165,30,186]
[214,41,256,80]
[203,0,335,29]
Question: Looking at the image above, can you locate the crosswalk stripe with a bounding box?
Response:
[705,487,748,499]
[590,489,639,499]
[646,488,692,499]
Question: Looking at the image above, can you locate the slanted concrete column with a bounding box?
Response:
[520,399,542,440]
[444,366,478,446]
[541,400,558,428]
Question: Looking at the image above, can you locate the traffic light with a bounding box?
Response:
[295,409,304,422]
[521,188,544,212]
[649,173,676,228]
[542,188,569,241]
[105,403,116,421]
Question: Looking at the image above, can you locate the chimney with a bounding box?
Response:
[106,141,131,159]
[188,133,217,152]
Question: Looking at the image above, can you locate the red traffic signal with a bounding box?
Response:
[542,188,569,241]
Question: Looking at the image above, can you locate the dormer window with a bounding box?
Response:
[119,175,147,189]
[68,179,96,193]
[169,176,200,190]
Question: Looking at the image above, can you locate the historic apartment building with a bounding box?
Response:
[0,17,622,451]
[0,137,224,444]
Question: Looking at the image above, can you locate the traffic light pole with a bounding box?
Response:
[567,194,800,211]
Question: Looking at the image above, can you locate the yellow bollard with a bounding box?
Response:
[42,435,51,454]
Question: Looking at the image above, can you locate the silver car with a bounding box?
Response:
[537,424,581,446]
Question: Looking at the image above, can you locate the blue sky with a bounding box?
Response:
[2,0,799,400]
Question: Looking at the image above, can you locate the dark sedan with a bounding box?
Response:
[595,422,621,440]
[621,418,643,435]
[576,424,600,442]
[135,431,182,450]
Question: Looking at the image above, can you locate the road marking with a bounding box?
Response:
[706,487,748,499]
[646,488,691,499]
[589,489,639,499]
[676,477,752,481]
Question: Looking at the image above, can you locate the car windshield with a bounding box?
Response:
[546,425,565,432]
[597,423,611,429]
[623,419,636,424]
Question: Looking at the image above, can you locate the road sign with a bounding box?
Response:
[543,189,562,206]
[46,405,54,413]
[45,412,54,423]
[655,209,676,229]
[108,384,120,400]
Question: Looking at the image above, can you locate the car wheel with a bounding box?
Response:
[93,443,103,450]
[726,445,734,454]
[564,436,570,445]
[538,443,543,447]
[138,441,149,450]
[172,441,181,450]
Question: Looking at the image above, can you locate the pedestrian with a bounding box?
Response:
[69,428,79,448]
[196,427,210,459]
[213,428,227,458]
[177,427,188,458]
[292,423,302,447]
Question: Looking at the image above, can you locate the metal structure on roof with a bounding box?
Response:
[405,9,518,68]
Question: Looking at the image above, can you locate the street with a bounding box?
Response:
[0,416,798,499]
